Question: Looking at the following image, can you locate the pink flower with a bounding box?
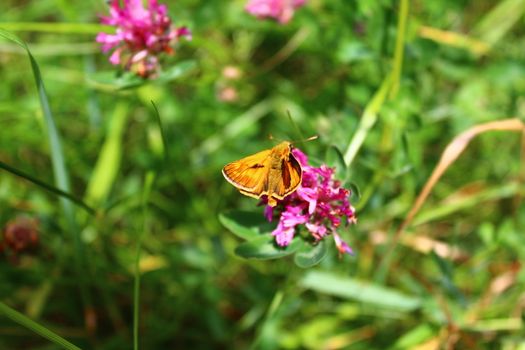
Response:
[264,148,356,255]
[96,0,191,77]
[245,0,306,24]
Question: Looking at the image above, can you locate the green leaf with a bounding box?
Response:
[325,145,347,181]
[88,60,196,91]
[401,132,410,158]
[155,60,196,84]
[219,210,272,240]
[301,271,422,312]
[88,70,145,90]
[430,251,466,306]
[391,324,436,350]
[235,235,302,260]
[347,181,361,201]
[85,103,129,206]
[336,41,374,64]
[294,240,328,268]
[464,318,523,332]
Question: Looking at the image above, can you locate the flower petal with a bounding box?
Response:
[264,206,274,222]
[109,48,123,65]
[333,232,354,255]
[263,146,357,255]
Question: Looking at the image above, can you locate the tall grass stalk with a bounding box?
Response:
[0,28,93,328]
[133,171,155,350]
[343,0,409,166]
[0,160,94,214]
[0,302,82,350]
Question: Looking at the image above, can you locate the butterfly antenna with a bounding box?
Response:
[286,110,305,141]
[290,135,318,145]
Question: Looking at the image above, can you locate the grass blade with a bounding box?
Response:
[0,302,82,350]
[413,182,521,226]
[0,22,111,34]
[418,26,489,56]
[0,28,93,329]
[398,118,524,234]
[133,171,156,350]
[343,0,409,166]
[150,101,169,162]
[343,75,392,166]
[472,0,525,47]
[198,99,272,157]
[389,0,409,98]
[0,29,72,212]
[0,160,95,215]
[376,119,524,282]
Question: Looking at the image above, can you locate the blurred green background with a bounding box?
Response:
[1,0,525,349]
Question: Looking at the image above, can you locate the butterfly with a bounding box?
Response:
[222,141,302,207]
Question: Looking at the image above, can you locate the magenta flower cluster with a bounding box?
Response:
[264,148,356,255]
[245,0,306,24]
[96,0,191,77]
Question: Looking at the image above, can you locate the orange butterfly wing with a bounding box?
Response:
[273,154,302,199]
[222,149,273,198]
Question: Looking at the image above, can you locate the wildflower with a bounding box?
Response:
[264,148,356,255]
[245,0,306,24]
[96,0,191,77]
[2,217,39,254]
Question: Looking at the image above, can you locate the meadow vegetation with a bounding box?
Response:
[0,0,524,349]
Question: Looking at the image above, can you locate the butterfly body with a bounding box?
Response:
[222,141,302,206]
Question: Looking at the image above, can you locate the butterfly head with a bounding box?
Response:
[273,141,294,158]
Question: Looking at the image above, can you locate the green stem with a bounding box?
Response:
[389,0,410,99]
[343,75,393,166]
[133,171,155,350]
[0,302,82,350]
[343,0,410,167]
[0,22,112,34]
[249,291,284,350]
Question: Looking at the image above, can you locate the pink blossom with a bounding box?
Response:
[96,0,191,77]
[264,148,356,255]
[245,0,306,24]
